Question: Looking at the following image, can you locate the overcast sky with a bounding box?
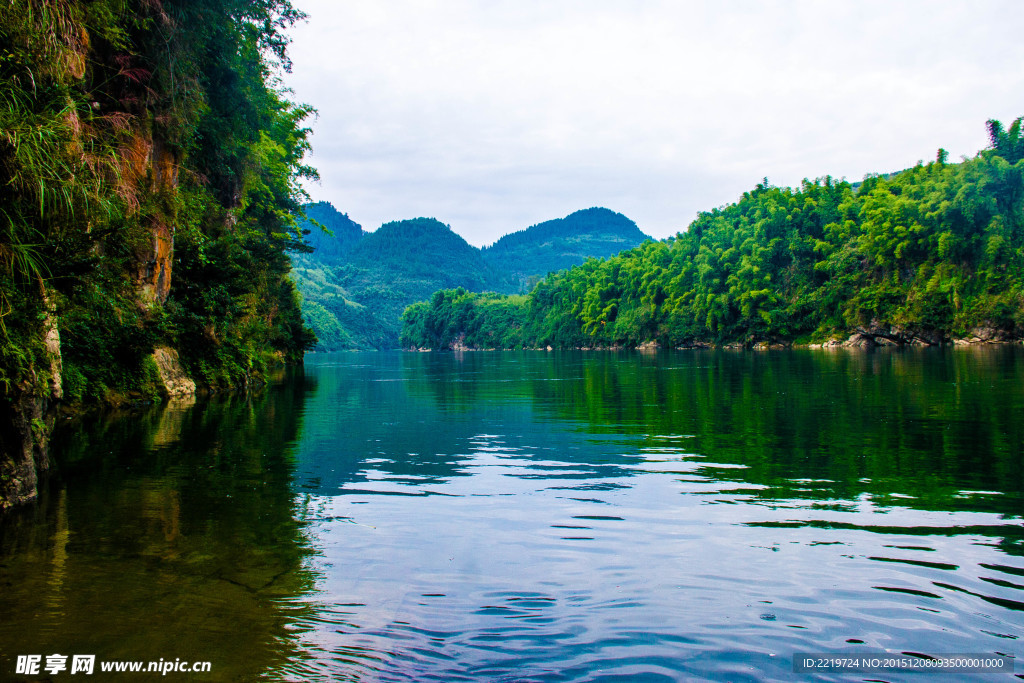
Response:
[282,1,1024,246]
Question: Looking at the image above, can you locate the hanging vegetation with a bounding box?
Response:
[0,0,316,508]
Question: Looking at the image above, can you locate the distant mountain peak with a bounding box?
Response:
[485,207,645,250]
[481,208,649,291]
[293,205,649,349]
[297,201,365,263]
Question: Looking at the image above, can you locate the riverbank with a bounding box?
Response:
[407,328,1023,353]
[0,349,299,513]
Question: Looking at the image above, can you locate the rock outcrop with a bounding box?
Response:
[953,327,1019,345]
[152,348,197,397]
[0,352,61,512]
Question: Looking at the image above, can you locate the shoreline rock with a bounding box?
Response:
[403,324,1023,354]
[151,347,197,397]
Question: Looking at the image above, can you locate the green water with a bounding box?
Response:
[1,349,1022,681]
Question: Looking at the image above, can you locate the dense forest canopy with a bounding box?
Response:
[402,120,1024,350]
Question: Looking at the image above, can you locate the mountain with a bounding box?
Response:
[333,218,501,345]
[482,207,650,291]
[292,208,505,349]
[347,218,496,292]
[290,204,649,350]
[297,201,366,263]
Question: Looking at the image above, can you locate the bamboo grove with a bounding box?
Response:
[402,121,1024,350]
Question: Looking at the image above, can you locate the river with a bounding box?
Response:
[1,349,1021,681]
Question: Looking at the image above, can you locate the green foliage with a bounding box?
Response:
[987,117,1024,164]
[403,121,1024,349]
[0,0,316,403]
[61,362,87,402]
[301,301,352,350]
[400,288,529,350]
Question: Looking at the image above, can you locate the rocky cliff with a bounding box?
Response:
[0,0,315,510]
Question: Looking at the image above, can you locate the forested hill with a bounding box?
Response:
[348,218,495,292]
[401,119,1024,351]
[482,208,650,291]
[297,201,366,263]
[1,0,316,509]
[292,214,500,350]
[291,205,649,350]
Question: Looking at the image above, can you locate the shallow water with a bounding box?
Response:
[1,349,1022,681]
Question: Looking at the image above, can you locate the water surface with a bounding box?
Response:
[1,349,1022,681]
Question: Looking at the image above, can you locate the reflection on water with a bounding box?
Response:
[2,349,1022,681]
[282,348,1022,681]
[0,374,316,681]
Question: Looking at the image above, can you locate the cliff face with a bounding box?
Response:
[0,0,316,510]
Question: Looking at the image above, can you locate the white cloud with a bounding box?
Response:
[284,0,1024,245]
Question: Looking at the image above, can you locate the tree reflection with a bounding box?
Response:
[0,371,317,681]
[400,348,1024,516]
